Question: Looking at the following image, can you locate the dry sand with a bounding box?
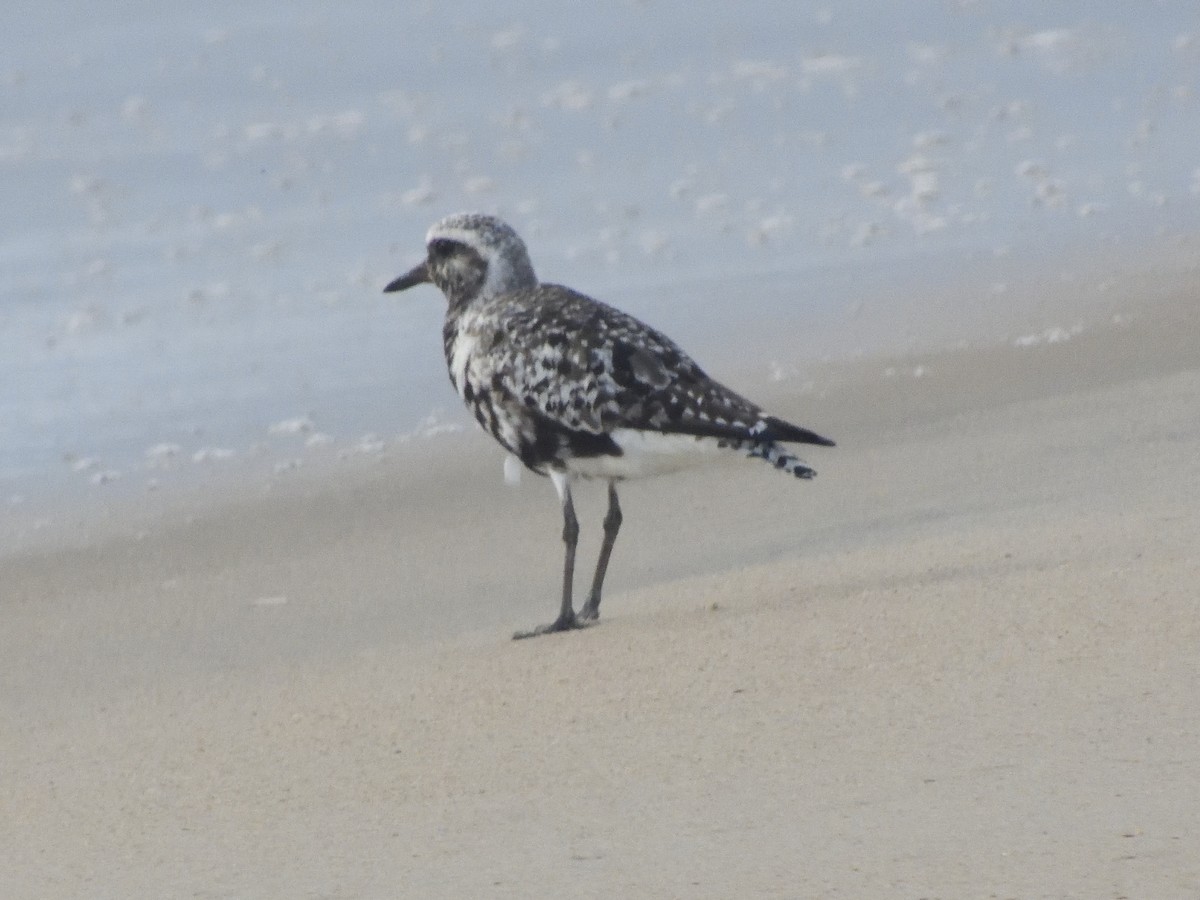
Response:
[3,275,1199,898]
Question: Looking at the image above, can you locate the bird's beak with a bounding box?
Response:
[383,260,430,293]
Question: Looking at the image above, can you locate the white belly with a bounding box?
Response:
[563,428,728,480]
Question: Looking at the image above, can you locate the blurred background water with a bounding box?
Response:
[2,0,1198,530]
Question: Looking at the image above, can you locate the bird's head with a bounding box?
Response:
[383,213,538,304]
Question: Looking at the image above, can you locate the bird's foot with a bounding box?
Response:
[577,599,601,623]
[512,613,595,640]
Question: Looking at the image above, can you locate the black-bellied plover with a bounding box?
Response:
[385,213,834,639]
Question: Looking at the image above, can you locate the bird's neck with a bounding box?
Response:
[443,288,487,317]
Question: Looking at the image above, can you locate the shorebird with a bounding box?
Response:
[384,213,834,639]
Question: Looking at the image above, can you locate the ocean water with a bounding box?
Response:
[2,1,1198,537]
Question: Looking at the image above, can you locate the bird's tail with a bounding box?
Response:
[759,415,836,447]
[746,441,817,479]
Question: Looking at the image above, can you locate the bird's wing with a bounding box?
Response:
[491,285,832,447]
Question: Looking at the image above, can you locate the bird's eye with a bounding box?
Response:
[429,239,456,259]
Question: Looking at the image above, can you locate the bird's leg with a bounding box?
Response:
[513,472,588,639]
[580,481,622,622]
[555,488,580,621]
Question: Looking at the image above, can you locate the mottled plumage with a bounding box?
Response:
[385,213,833,638]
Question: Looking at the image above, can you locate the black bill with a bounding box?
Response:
[383,260,430,293]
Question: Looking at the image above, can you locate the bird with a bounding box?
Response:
[384,213,834,639]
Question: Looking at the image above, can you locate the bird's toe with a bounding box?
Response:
[511,613,594,640]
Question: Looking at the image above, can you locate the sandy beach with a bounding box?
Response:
[4,265,1198,898]
[6,3,1200,896]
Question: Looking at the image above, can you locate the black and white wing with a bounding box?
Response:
[493,285,834,446]
[469,285,833,479]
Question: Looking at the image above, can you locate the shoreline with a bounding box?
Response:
[6,245,1195,562]
[5,230,1198,560]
